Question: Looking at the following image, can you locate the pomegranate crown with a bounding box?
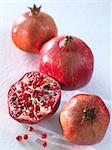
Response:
[28,4,42,15]
[64,36,73,46]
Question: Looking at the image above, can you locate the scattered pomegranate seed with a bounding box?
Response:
[41,133,47,139]
[23,134,28,140]
[28,126,34,132]
[42,141,47,147]
[16,135,22,141]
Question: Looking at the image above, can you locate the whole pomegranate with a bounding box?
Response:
[12,4,57,53]
[8,71,61,124]
[60,94,110,145]
[38,35,94,90]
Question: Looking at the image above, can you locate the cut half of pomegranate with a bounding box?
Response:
[8,72,61,124]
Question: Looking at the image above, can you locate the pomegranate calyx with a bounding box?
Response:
[81,106,96,124]
[64,36,73,46]
[28,4,41,15]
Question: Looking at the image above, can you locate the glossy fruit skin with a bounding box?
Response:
[8,71,61,124]
[60,94,110,145]
[12,7,57,53]
[38,36,94,90]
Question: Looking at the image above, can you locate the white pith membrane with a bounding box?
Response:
[8,72,61,122]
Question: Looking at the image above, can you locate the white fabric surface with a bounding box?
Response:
[0,1,111,150]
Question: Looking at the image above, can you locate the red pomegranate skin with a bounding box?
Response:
[38,36,94,90]
[8,72,61,124]
[60,94,110,145]
[12,5,57,53]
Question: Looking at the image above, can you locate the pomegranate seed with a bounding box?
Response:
[42,101,46,106]
[11,85,16,91]
[14,105,18,109]
[17,90,21,94]
[23,93,30,100]
[27,88,33,93]
[16,135,22,141]
[38,76,43,83]
[23,102,29,107]
[36,104,40,111]
[43,84,50,90]
[41,133,47,139]
[42,141,47,147]
[28,81,32,86]
[12,93,18,98]
[46,99,53,108]
[29,106,34,112]
[28,126,34,132]
[38,80,45,86]
[40,90,46,95]
[11,93,18,101]
[37,114,43,118]
[33,90,39,98]
[33,82,37,89]
[29,112,35,118]
[23,134,28,140]
[28,100,32,106]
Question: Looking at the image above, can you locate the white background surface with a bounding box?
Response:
[0,0,111,150]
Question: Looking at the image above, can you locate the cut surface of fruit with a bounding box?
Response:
[8,72,61,124]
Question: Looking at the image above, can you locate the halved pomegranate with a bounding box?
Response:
[8,72,61,124]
